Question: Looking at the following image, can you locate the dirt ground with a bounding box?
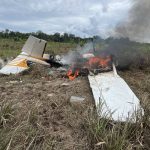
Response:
[0,65,150,149]
[0,65,95,150]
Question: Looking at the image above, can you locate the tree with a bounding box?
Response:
[53,33,60,42]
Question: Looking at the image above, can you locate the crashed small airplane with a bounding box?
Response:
[0,36,143,122]
[0,36,50,75]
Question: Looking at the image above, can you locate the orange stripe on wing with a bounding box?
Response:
[8,59,29,68]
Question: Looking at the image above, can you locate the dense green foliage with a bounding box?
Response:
[0,29,92,44]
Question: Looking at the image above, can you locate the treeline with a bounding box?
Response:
[0,29,93,43]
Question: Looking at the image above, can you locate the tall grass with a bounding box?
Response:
[84,107,144,150]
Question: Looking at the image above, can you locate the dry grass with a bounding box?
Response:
[0,66,149,150]
[119,67,150,149]
[0,67,93,150]
[0,38,150,149]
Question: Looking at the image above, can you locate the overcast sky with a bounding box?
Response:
[0,0,131,37]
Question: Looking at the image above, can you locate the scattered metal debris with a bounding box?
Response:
[57,67,67,72]
[95,142,106,146]
[70,96,85,102]
[47,93,54,97]
[61,83,70,86]
[9,81,20,84]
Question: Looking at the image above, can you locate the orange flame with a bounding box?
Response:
[88,56,112,68]
[67,68,79,80]
[67,55,112,80]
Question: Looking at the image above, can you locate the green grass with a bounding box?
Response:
[0,38,23,58]
[85,108,144,150]
[0,38,77,58]
[46,41,77,55]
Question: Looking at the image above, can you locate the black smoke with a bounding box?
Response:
[115,0,150,43]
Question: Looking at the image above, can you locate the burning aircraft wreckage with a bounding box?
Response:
[0,35,143,122]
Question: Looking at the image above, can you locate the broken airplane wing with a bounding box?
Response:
[88,64,143,122]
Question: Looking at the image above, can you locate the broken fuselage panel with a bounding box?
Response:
[0,36,50,75]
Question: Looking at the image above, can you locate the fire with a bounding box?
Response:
[67,55,112,80]
[87,56,112,69]
[67,67,79,80]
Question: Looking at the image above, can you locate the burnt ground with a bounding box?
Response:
[0,65,150,150]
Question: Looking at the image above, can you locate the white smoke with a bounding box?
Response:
[60,42,95,65]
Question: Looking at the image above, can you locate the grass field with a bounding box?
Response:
[0,38,23,58]
[0,38,77,58]
[0,65,149,149]
[0,38,150,149]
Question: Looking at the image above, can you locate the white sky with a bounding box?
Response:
[0,0,131,37]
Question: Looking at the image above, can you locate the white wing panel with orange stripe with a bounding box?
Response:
[0,57,29,75]
[0,36,49,75]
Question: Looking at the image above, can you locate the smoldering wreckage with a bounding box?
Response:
[0,35,143,122]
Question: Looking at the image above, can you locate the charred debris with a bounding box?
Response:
[0,35,116,79]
